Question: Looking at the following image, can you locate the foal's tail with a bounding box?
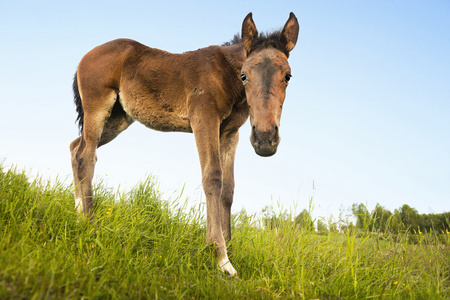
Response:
[72,72,84,135]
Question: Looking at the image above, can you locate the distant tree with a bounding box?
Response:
[417,212,450,233]
[262,206,292,230]
[340,222,356,234]
[388,209,405,233]
[328,221,338,233]
[262,206,277,229]
[436,213,450,232]
[316,219,328,234]
[326,214,338,233]
[372,203,392,232]
[295,209,314,231]
[420,213,433,232]
[399,204,419,231]
[351,203,370,229]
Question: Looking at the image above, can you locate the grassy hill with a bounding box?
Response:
[1,164,449,299]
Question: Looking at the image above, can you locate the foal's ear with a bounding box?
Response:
[242,12,258,55]
[281,12,299,53]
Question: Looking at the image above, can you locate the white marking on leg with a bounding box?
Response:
[219,254,237,276]
[75,197,83,214]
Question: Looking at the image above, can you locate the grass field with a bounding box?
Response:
[1,164,449,299]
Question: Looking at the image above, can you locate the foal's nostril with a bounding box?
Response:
[252,125,256,130]
[274,125,278,132]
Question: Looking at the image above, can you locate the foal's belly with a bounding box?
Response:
[118,92,192,133]
[137,111,192,132]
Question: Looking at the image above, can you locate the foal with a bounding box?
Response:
[70,12,299,276]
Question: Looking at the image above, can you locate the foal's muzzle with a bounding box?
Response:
[250,125,280,157]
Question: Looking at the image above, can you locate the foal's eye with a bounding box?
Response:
[284,73,292,83]
[240,73,247,82]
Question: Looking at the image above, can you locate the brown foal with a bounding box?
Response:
[70,12,299,276]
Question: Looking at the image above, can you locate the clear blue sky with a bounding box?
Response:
[1,0,449,220]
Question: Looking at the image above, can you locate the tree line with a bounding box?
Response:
[261,203,450,235]
[350,203,449,234]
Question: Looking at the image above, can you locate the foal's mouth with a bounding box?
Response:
[250,127,280,157]
[253,144,278,157]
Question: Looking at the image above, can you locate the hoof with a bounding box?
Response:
[219,257,237,277]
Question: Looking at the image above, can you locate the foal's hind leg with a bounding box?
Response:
[70,117,104,217]
[70,91,120,217]
[70,136,85,214]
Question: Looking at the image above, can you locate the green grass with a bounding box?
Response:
[1,164,449,299]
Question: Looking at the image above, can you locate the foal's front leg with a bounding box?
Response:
[219,130,239,243]
[190,112,237,276]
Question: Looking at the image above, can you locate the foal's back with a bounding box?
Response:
[76,39,246,133]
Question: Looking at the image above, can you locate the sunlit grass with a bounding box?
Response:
[1,164,449,299]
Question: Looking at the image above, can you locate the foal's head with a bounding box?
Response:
[240,13,299,156]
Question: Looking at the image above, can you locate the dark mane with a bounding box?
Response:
[222,34,242,46]
[222,30,290,57]
[250,30,283,50]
